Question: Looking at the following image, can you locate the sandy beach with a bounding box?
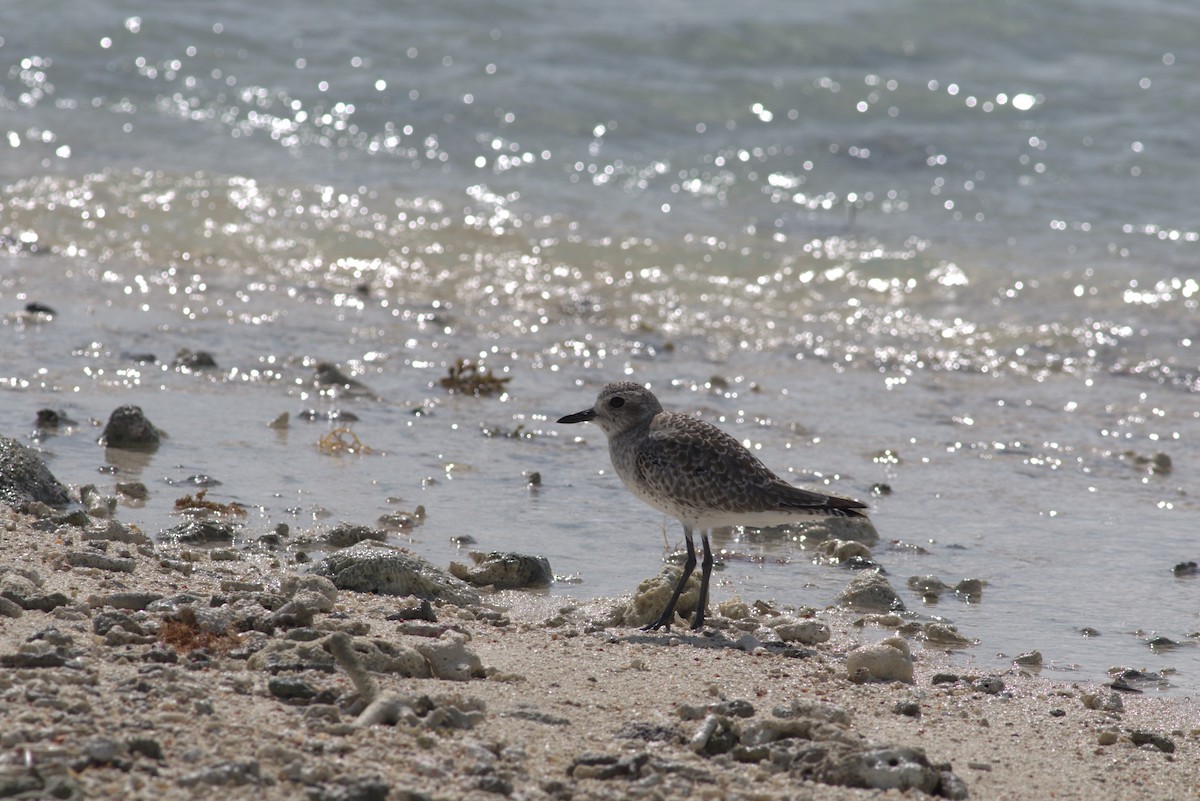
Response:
[1,480,1196,801]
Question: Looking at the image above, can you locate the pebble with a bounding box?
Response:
[773,619,831,645]
[66,551,136,573]
[448,551,553,589]
[314,543,481,606]
[845,637,914,683]
[836,573,906,613]
[100,405,162,449]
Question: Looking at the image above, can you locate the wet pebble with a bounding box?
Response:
[837,573,906,613]
[0,435,71,509]
[163,519,238,544]
[449,551,553,589]
[115,481,149,500]
[100,405,162,449]
[923,622,974,648]
[1013,650,1043,668]
[324,523,387,548]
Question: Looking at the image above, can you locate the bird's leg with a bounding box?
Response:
[644,527,696,632]
[691,531,713,631]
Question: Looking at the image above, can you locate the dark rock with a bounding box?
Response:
[1129,731,1175,753]
[163,519,237,543]
[306,777,392,801]
[173,348,218,370]
[100,405,162,449]
[268,676,318,701]
[178,760,262,788]
[0,435,70,508]
[893,701,922,717]
[127,737,164,761]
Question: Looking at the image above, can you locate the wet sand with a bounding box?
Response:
[0,502,1195,801]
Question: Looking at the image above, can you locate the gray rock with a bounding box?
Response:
[67,550,136,573]
[324,523,387,548]
[836,572,905,612]
[0,436,70,509]
[313,543,480,606]
[448,551,553,589]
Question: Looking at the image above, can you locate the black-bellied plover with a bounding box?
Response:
[558,381,868,632]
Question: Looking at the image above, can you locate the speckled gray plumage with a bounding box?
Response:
[568,381,867,529]
[558,381,868,631]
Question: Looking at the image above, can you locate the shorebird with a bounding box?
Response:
[558,381,868,631]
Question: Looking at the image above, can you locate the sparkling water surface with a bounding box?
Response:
[2,0,1198,691]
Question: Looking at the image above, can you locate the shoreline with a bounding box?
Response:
[0,501,1196,800]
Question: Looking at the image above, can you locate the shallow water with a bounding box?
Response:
[2,0,1198,692]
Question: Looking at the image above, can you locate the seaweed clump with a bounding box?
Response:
[440,359,510,397]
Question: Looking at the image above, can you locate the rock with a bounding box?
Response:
[324,523,387,548]
[923,622,974,648]
[0,436,70,509]
[100,405,162,449]
[1013,650,1043,668]
[845,637,914,683]
[268,676,319,701]
[448,551,553,589]
[66,550,136,573]
[954,578,985,600]
[313,543,481,607]
[163,519,238,543]
[834,747,956,796]
[794,515,880,546]
[817,539,872,563]
[972,676,1005,695]
[115,481,150,500]
[0,596,22,618]
[173,348,218,370]
[412,632,485,680]
[837,573,906,612]
[81,518,151,545]
[1129,730,1175,753]
[611,567,701,628]
[773,619,831,644]
[178,760,262,788]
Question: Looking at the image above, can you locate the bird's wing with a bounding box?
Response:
[634,414,864,516]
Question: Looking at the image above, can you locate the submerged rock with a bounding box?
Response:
[0,436,70,509]
[449,551,552,589]
[313,542,481,606]
[100,405,162,449]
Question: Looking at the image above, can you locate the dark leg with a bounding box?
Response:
[691,532,713,630]
[644,527,696,632]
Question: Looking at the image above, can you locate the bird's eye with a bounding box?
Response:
[609,397,625,408]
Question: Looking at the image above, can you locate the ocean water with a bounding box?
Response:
[2,1,1198,691]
